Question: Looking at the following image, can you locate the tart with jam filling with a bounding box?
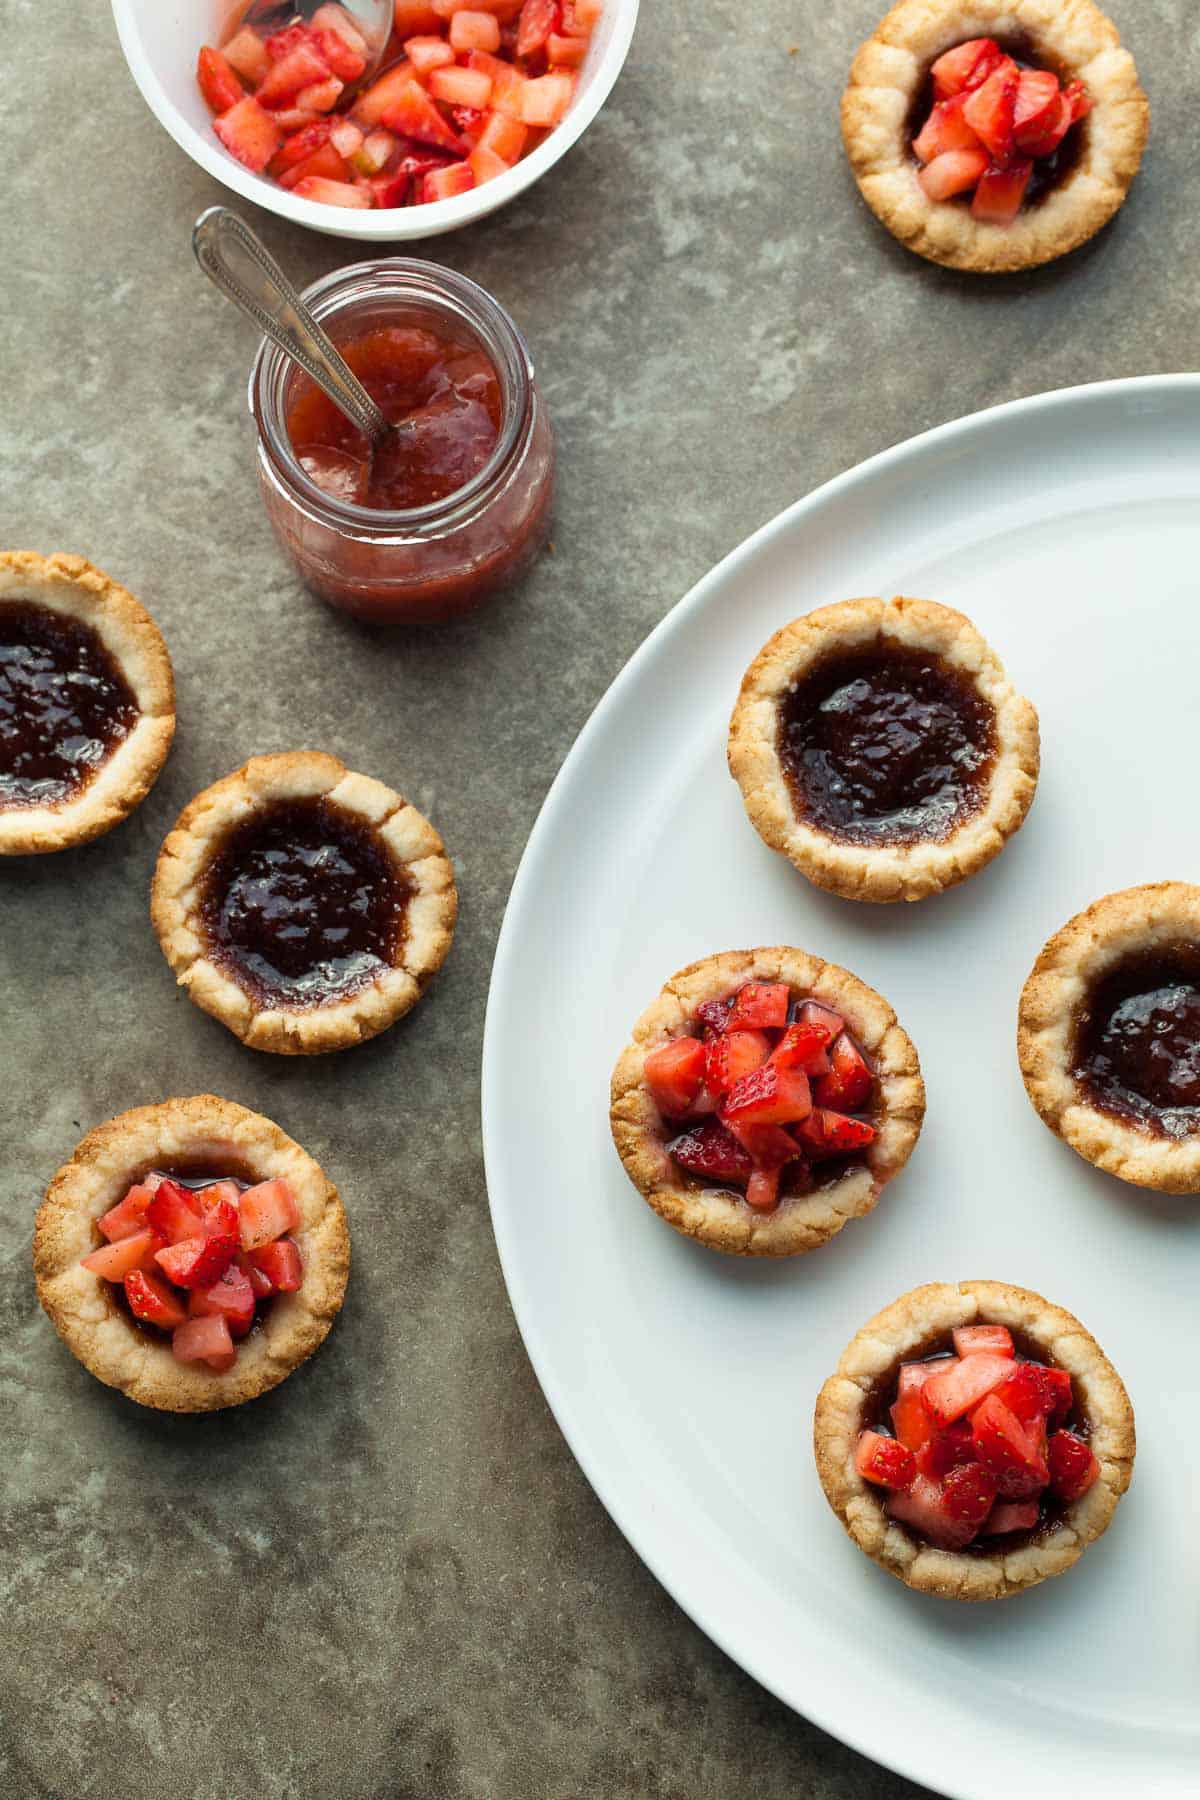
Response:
[841,0,1148,272]
[151,750,456,1055]
[728,597,1039,902]
[814,1281,1134,1599]
[609,947,924,1257]
[1019,883,1200,1192]
[0,551,174,855]
[34,1095,350,1412]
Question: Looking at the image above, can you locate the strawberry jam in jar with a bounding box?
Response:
[249,260,553,624]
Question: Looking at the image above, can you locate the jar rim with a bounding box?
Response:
[249,258,534,531]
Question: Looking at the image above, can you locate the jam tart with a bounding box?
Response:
[728,597,1039,903]
[1019,883,1200,1192]
[609,947,924,1257]
[841,0,1148,272]
[0,551,174,854]
[814,1281,1134,1599]
[34,1095,350,1412]
[151,750,457,1055]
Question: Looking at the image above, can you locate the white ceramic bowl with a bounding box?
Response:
[111,0,639,240]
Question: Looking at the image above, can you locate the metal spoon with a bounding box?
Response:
[224,0,392,85]
[193,206,390,451]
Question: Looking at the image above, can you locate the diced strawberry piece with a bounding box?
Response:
[145,1179,206,1246]
[724,1119,799,1169]
[451,105,486,141]
[330,118,365,157]
[237,1250,274,1300]
[378,76,467,149]
[295,174,373,205]
[812,1034,872,1112]
[264,21,316,59]
[953,1325,1014,1359]
[520,70,574,126]
[466,48,526,116]
[221,25,271,86]
[271,117,335,172]
[124,1268,187,1330]
[394,0,444,32]
[643,1037,706,1116]
[812,1110,876,1154]
[971,1395,1050,1499]
[769,1022,833,1076]
[406,33,456,73]
[856,1430,917,1490]
[1016,92,1071,156]
[155,1233,238,1290]
[930,37,1003,101]
[451,9,501,50]
[97,1183,154,1242]
[430,64,493,107]
[566,0,600,25]
[912,94,982,163]
[469,143,510,183]
[516,0,558,56]
[422,163,476,201]
[1012,68,1059,141]
[257,42,334,108]
[313,27,366,81]
[547,31,588,65]
[994,1361,1072,1428]
[172,1312,235,1368]
[726,983,789,1032]
[916,1418,977,1480]
[704,1028,771,1097]
[795,1000,844,1045]
[296,76,345,112]
[270,105,323,131]
[81,1229,164,1282]
[312,3,370,54]
[248,1237,304,1293]
[890,1388,934,1454]
[962,65,1018,162]
[721,1061,812,1128]
[924,1353,1013,1426]
[354,126,397,172]
[897,1358,954,1394]
[886,1474,978,1550]
[214,95,284,171]
[940,1461,999,1535]
[1047,1431,1099,1502]
[1037,1367,1074,1428]
[189,1262,256,1338]
[745,1168,781,1212]
[279,143,352,188]
[694,995,733,1033]
[668,1120,753,1185]
[197,46,246,115]
[238,1179,302,1251]
[1064,78,1091,122]
[983,1500,1040,1535]
[971,159,1032,224]
[193,1184,241,1240]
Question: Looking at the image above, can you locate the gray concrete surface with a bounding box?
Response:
[2,1,1192,1795]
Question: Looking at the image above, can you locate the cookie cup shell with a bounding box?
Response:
[1019,882,1200,1192]
[841,0,1149,273]
[0,551,175,855]
[151,750,457,1056]
[728,597,1039,902]
[609,947,925,1257]
[34,1095,350,1413]
[814,1280,1135,1599]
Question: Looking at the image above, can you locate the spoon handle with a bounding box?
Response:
[192,206,390,449]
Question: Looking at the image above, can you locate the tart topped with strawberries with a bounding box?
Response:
[1020,884,1200,1192]
[728,597,1039,903]
[609,947,924,1257]
[842,0,1148,272]
[815,1282,1134,1599]
[34,1096,350,1412]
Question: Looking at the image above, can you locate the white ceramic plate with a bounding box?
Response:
[482,376,1200,1800]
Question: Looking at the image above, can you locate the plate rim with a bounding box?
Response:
[481,372,1200,1800]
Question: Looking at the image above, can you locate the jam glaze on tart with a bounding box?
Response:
[0,552,175,855]
[728,598,1039,903]
[841,0,1148,274]
[814,1282,1135,1600]
[1020,884,1200,1191]
[609,948,924,1257]
[151,751,456,1055]
[34,1096,350,1412]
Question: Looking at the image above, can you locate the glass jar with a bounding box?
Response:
[249,259,554,625]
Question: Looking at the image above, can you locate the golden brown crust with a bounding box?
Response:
[813,1280,1135,1599]
[841,0,1149,273]
[1018,882,1200,1191]
[609,946,925,1257]
[0,551,175,854]
[727,597,1039,903]
[150,750,457,1056]
[33,1095,350,1413]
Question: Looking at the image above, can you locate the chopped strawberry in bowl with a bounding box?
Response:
[610,950,924,1258]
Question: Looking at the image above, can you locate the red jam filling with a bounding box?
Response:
[911,37,1091,224]
[80,1171,305,1371]
[0,602,138,810]
[855,1325,1099,1551]
[643,983,877,1214]
[286,324,502,511]
[197,0,599,213]
[1073,945,1200,1138]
